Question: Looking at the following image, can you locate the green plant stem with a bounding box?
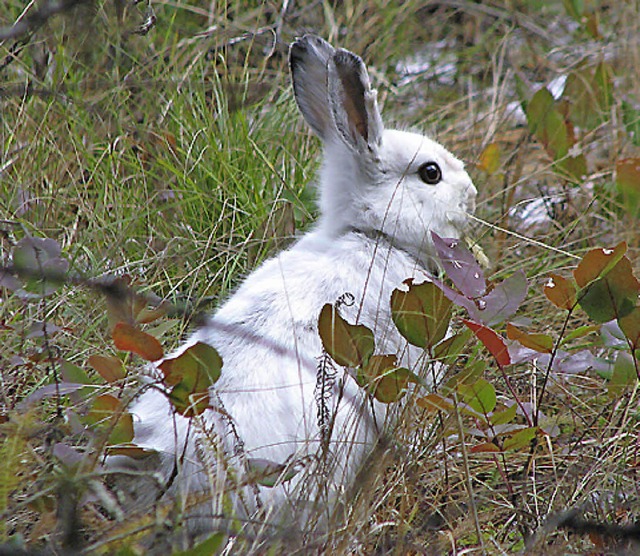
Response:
[453,393,485,552]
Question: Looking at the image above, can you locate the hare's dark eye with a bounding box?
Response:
[418,162,442,185]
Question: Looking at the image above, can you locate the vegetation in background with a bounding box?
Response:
[1,0,640,553]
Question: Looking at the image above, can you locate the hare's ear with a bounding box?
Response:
[289,35,335,140]
[327,49,384,152]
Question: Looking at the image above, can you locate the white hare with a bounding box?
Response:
[109,34,477,537]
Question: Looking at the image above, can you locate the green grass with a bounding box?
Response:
[1,0,640,553]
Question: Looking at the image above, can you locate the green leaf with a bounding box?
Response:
[442,360,485,395]
[245,458,301,488]
[528,88,572,155]
[86,394,120,427]
[608,352,638,398]
[578,256,640,323]
[160,342,222,387]
[562,0,584,20]
[108,412,135,446]
[506,323,554,354]
[391,280,452,349]
[561,324,600,343]
[168,384,209,417]
[160,342,223,417]
[526,87,555,138]
[358,354,413,403]
[60,360,95,401]
[86,394,134,446]
[616,158,640,216]
[478,143,501,174]
[525,87,589,181]
[433,329,473,366]
[490,403,517,426]
[173,532,226,556]
[622,101,640,147]
[563,63,612,130]
[503,426,539,451]
[555,153,587,183]
[60,360,94,385]
[542,109,570,159]
[318,303,375,368]
[458,378,496,414]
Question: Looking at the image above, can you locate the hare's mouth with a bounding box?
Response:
[449,201,475,231]
[464,196,476,216]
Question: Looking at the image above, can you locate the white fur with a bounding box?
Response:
[108,35,477,536]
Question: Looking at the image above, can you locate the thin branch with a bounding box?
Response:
[0,0,93,42]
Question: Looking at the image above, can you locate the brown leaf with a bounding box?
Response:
[112,322,164,361]
[543,273,577,310]
[619,307,640,349]
[416,393,455,413]
[88,354,126,383]
[573,242,627,288]
[105,444,155,459]
[506,323,554,354]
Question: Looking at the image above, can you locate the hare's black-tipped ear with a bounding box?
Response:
[289,35,335,140]
[328,49,384,152]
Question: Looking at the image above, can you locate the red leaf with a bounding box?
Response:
[471,442,501,454]
[463,319,511,367]
[112,322,164,361]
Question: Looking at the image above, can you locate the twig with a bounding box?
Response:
[0,0,93,42]
[528,508,640,550]
[434,0,559,45]
[467,213,582,260]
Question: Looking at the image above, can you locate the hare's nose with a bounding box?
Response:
[465,182,477,213]
[467,181,478,199]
